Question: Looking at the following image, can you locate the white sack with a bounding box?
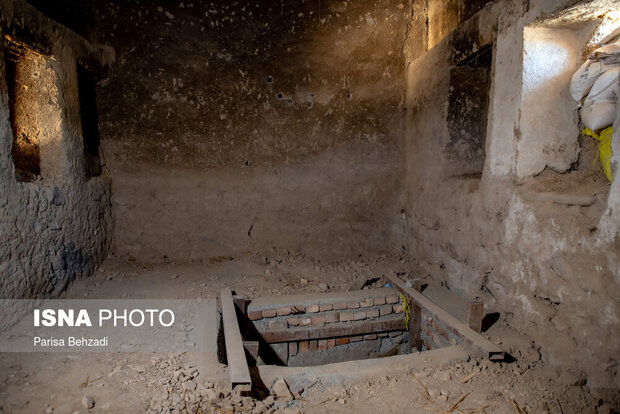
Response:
[590,39,620,60]
[570,60,617,101]
[571,40,620,102]
[580,67,619,131]
[581,102,617,131]
[584,66,619,104]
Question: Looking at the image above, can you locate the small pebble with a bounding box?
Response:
[182,380,197,391]
[82,395,95,409]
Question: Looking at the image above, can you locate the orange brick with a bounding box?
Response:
[299,341,309,352]
[347,301,360,309]
[340,312,354,322]
[309,340,318,351]
[291,305,305,313]
[277,306,291,316]
[306,304,320,313]
[379,305,392,316]
[386,295,399,304]
[393,304,403,314]
[248,311,262,321]
[336,337,350,345]
[333,302,347,310]
[364,334,377,340]
[353,311,366,321]
[327,338,336,349]
[312,316,326,326]
[360,298,374,308]
[373,297,386,306]
[287,317,300,327]
[366,308,380,318]
[262,309,277,318]
[350,335,363,342]
[325,312,339,323]
[318,339,328,350]
[319,303,333,312]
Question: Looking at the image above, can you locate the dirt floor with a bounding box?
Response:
[0,253,618,413]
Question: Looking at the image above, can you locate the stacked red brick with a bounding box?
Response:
[246,288,406,357]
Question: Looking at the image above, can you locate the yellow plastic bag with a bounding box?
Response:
[583,126,613,182]
[399,293,411,328]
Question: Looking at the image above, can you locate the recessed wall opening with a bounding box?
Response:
[517,8,620,204]
[446,44,492,177]
[77,63,102,179]
[518,22,600,180]
[5,39,41,182]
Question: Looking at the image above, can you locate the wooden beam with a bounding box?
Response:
[409,280,422,352]
[468,301,484,333]
[260,316,406,343]
[220,288,252,391]
[384,274,505,361]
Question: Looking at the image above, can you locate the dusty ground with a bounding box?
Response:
[0,253,618,413]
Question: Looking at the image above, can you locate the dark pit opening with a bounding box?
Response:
[236,288,459,367]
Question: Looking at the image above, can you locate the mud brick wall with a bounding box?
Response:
[403,0,620,389]
[0,0,113,303]
[93,0,410,262]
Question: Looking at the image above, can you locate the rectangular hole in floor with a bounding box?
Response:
[232,288,460,367]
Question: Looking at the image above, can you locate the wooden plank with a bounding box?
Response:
[260,316,406,343]
[384,274,505,361]
[468,301,484,333]
[220,288,252,390]
[409,280,422,352]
